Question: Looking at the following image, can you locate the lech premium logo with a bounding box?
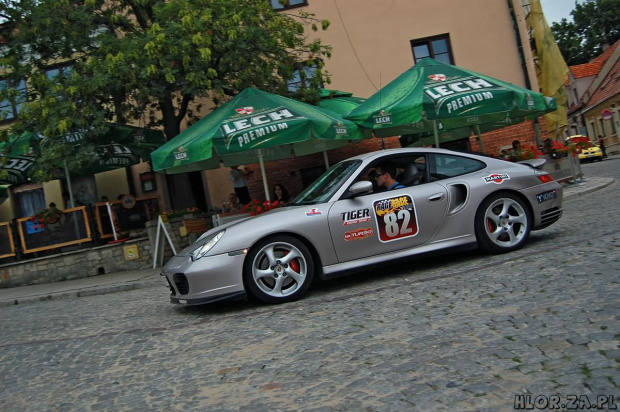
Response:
[222,107,297,149]
[373,109,392,126]
[424,75,496,115]
[174,146,188,161]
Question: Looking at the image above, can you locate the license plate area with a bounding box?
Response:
[536,189,556,203]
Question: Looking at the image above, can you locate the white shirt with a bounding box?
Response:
[229,168,248,188]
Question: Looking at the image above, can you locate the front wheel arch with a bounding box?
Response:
[242,233,321,304]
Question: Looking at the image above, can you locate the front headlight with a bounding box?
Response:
[190,230,225,261]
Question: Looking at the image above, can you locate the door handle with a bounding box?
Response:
[427,193,445,202]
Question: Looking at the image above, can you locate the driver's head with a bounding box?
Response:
[374,161,397,189]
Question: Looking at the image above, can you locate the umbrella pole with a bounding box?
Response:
[63,161,81,241]
[323,150,330,169]
[475,125,486,154]
[258,149,270,201]
[63,161,76,208]
[433,121,440,148]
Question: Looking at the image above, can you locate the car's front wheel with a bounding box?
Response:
[244,235,314,304]
[475,192,531,253]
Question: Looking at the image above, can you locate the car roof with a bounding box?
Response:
[344,147,469,162]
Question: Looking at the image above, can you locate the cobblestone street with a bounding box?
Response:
[0,159,619,411]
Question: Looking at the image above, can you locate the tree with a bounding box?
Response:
[551,0,620,65]
[0,0,331,181]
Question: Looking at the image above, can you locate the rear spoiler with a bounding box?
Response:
[517,158,547,169]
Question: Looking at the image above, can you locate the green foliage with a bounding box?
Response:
[550,0,620,65]
[0,0,331,182]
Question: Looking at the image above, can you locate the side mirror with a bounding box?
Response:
[349,180,373,195]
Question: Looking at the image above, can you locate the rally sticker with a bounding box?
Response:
[373,195,419,243]
[342,208,371,225]
[305,208,323,217]
[344,227,373,241]
[483,173,510,184]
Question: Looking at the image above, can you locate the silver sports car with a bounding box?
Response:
[162,148,563,305]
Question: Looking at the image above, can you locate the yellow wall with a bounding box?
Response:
[94,168,130,202]
[303,0,531,99]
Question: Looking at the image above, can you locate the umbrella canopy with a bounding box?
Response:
[318,95,366,116]
[400,95,558,149]
[344,58,557,144]
[151,87,368,173]
[0,125,165,185]
[151,87,370,199]
[0,132,43,185]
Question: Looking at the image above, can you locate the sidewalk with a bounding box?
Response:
[0,267,162,307]
[0,174,615,307]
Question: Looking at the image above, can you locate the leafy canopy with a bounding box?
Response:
[0,0,331,181]
[550,0,620,66]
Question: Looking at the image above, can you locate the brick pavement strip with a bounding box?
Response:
[0,173,619,411]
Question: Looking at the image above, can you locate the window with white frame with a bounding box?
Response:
[271,0,307,10]
[411,35,454,64]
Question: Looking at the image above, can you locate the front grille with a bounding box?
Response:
[172,273,190,295]
[540,207,562,227]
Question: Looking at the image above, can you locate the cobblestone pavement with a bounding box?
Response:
[0,159,619,411]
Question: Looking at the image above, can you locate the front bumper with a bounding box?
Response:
[162,252,247,306]
[579,151,602,161]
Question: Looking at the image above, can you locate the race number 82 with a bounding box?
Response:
[374,195,419,243]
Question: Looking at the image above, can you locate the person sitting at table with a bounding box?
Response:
[272,183,290,206]
[222,193,244,213]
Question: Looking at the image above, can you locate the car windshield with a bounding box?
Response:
[290,160,361,205]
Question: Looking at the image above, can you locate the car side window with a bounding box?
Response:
[429,154,485,181]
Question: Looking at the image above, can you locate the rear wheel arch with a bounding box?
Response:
[474,190,533,253]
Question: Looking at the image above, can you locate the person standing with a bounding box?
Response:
[229,165,253,205]
[598,135,608,159]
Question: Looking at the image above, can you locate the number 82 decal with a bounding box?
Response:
[373,195,419,242]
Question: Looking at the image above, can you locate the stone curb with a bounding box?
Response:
[562,177,616,201]
[0,279,162,307]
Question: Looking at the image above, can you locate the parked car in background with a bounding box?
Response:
[162,148,563,306]
[567,135,603,163]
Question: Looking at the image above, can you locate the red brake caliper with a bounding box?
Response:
[283,250,300,273]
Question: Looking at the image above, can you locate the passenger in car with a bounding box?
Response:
[374,162,404,190]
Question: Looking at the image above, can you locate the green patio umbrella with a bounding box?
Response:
[0,132,43,185]
[400,95,558,150]
[345,58,557,147]
[151,87,369,200]
[1,125,165,207]
[318,95,366,116]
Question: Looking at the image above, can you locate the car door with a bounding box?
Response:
[327,182,449,263]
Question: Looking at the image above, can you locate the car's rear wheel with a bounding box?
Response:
[244,235,314,304]
[475,192,531,253]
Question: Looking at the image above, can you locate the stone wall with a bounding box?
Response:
[0,238,158,288]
